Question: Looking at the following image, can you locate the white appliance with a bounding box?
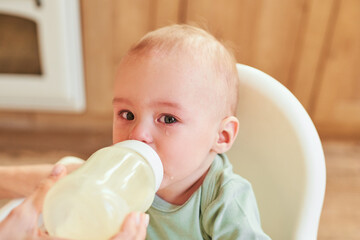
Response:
[0,0,85,112]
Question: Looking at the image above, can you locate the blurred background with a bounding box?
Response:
[0,0,359,239]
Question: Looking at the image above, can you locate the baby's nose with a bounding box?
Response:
[128,121,153,144]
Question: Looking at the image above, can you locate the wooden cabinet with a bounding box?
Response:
[310,0,360,137]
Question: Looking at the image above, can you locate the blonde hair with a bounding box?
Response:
[125,24,239,115]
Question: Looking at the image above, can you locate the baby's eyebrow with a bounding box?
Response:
[152,101,183,110]
[113,97,184,111]
[112,97,132,105]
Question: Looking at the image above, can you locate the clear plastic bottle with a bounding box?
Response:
[43,140,163,240]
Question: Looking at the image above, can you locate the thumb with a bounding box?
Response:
[111,212,149,240]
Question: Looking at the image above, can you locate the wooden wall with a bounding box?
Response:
[0,0,359,138]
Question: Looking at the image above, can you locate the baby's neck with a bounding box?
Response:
[158,169,210,205]
[156,156,215,205]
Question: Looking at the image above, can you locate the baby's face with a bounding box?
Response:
[112,52,222,194]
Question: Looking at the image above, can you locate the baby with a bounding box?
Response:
[112,24,270,239]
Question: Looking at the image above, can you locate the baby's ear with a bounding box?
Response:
[212,116,239,154]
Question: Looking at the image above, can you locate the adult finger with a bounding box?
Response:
[0,165,67,239]
[111,212,149,240]
[26,164,67,213]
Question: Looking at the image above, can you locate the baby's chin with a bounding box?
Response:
[157,174,175,190]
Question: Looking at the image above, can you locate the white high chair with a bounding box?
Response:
[227,64,326,240]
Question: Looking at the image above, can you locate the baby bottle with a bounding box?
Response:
[43,140,163,240]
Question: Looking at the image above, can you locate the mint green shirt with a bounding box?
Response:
[146,154,270,239]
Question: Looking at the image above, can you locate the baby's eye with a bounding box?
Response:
[119,110,135,120]
[159,115,177,124]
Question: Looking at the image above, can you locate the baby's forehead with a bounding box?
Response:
[120,50,223,90]
[117,52,224,97]
[125,49,208,77]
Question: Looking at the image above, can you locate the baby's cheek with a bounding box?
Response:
[157,147,183,178]
[159,159,177,179]
[112,133,128,144]
[158,173,175,189]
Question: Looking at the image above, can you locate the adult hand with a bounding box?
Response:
[0,164,149,240]
[111,212,149,240]
[0,164,67,239]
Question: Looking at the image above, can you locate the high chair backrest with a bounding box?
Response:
[227,64,326,240]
